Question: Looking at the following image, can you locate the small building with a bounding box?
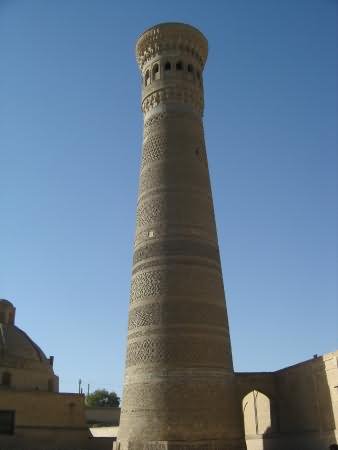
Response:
[0,299,58,393]
[0,299,112,450]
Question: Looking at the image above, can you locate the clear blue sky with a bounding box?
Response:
[0,0,337,395]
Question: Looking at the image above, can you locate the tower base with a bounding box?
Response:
[114,439,246,450]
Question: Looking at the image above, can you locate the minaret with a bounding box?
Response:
[116,23,245,450]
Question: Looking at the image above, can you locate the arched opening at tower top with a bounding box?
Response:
[152,63,160,80]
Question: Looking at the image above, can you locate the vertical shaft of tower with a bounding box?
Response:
[116,23,245,450]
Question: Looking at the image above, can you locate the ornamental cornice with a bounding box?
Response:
[142,86,204,115]
[136,23,208,71]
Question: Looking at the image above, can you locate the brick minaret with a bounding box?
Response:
[116,23,245,450]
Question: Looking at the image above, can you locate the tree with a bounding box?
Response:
[85,389,120,407]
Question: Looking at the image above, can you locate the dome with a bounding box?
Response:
[0,300,58,392]
[0,323,48,363]
[0,299,46,362]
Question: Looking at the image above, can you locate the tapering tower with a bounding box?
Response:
[116,23,244,450]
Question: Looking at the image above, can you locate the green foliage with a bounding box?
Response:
[85,389,120,407]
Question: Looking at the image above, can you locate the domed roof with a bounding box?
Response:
[0,300,58,392]
[0,299,50,369]
[0,323,48,363]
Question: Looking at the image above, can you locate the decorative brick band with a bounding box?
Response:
[133,240,220,266]
[128,301,227,331]
[130,266,225,304]
[126,335,230,368]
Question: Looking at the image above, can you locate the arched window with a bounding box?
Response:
[176,61,183,71]
[2,372,11,387]
[242,390,273,436]
[144,70,150,87]
[152,63,160,80]
[164,61,171,71]
[187,64,194,73]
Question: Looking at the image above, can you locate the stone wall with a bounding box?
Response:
[0,391,113,450]
[236,350,338,450]
[86,407,121,426]
[0,364,59,392]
